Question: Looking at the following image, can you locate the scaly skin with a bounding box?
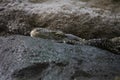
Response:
[30,28,85,42]
[30,28,120,55]
[85,38,120,54]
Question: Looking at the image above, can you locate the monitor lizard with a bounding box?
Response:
[30,28,120,55]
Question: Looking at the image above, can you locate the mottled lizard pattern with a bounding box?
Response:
[30,28,120,55]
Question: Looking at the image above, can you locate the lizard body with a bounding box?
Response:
[30,28,120,55]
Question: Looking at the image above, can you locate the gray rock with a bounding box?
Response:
[0,35,120,80]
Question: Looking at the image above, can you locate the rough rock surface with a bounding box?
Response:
[0,35,120,80]
[0,0,120,80]
[0,0,120,39]
[0,9,35,36]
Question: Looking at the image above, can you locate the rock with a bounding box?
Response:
[0,35,120,80]
[29,0,48,3]
[0,9,35,36]
[0,0,120,39]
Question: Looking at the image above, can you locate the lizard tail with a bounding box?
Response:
[85,38,120,55]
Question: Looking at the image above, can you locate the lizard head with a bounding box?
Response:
[30,28,45,37]
[30,28,41,37]
[30,28,54,38]
[30,28,65,40]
